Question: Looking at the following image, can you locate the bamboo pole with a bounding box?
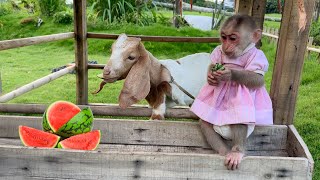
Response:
[0,33,74,51]
[0,65,75,103]
[87,33,220,43]
[0,103,198,119]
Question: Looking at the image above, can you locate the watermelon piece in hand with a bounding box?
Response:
[19,126,60,148]
[58,130,101,150]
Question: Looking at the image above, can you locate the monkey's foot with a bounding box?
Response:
[224,151,244,170]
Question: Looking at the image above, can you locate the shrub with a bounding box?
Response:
[310,21,320,46]
[53,11,73,24]
[0,2,13,16]
[38,0,66,16]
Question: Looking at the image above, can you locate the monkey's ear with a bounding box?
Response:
[253,29,262,43]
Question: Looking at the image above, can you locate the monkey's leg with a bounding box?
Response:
[225,124,248,170]
[199,119,229,155]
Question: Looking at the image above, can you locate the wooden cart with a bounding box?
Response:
[0,0,316,179]
[0,110,313,180]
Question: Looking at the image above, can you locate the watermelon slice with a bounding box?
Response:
[43,101,81,132]
[58,130,101,150]
[19,126,60,148]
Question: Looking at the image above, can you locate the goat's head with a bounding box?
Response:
[101,34,151,109]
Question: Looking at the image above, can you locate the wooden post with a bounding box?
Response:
[270,0,316,125]
[73,0,88,105]
[174,0,182,28]
[235,0,253,15]
[251,0,266,48]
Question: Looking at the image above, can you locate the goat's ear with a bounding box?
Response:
[119,42,151,108]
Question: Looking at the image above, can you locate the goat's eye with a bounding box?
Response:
[128,56,135,60]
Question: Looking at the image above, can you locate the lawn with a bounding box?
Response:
[0,11,319,178]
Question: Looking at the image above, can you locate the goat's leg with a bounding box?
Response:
[151,97,166,120]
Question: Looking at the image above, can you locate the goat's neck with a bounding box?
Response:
[147,51,171,86]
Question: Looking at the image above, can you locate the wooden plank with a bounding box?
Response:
[0,137,289,157]
[0,103,198,119]
[87,33,220,43]
[0,32,74,51]
[262,32,279,39]
[252,0,266,48]
[0,65,75,103]
[2,137,285,157]
[0,115,288,151]
[0,145,310,179]
[74,0,88,105]
[287,125,314,179]
[307,47,320,53]
[270,0,316,124]
[235,0,253,15]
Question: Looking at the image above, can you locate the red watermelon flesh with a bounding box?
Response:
[19,126,60,148]
[47,101,81,132]
[58,130,101,150]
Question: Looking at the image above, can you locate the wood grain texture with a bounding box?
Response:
[73,0,88,105]
[287,125,314,180]
[270,0,316,125]
[235,0,253,15]
[0,138,289,157]
[0,33,74,51]
[0,145,310,180]
[0,115,287,151]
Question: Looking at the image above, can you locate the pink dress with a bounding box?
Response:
[190,45,273,126]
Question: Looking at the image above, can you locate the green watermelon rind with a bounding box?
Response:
[19,126,61,148]
[57,130,101,150]
[55,107,94,138]
[42,110,52,132]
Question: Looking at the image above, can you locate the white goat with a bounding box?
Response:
[98,34,211,120]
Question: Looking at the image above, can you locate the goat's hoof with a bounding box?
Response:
[151,114,164,120]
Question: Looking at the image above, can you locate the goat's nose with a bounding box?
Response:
[103,66,111,76]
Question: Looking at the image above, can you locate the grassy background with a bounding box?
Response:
[1,11,319,178]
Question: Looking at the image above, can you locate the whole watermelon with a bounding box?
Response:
[42,101,94,138]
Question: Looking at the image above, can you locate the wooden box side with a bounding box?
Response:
[287,125,314,180]
[0,115,288,151]
[0,145,311,180]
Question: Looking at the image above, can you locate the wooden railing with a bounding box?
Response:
[263,27,320,61]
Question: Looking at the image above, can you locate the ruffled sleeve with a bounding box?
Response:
[245,49,269,76]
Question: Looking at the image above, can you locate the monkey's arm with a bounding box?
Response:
[230,69,264,89]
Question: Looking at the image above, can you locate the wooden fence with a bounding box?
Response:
[263,27,320,61]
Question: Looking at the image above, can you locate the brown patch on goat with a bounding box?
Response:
[146,82,172,109]
[176,60,181,65]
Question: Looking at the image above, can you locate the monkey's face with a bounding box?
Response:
[220,31,241,58]
[220,27,255,58]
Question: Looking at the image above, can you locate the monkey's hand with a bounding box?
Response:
[212,68,232,82]
[225,151,244,170]
[207,72,219,86]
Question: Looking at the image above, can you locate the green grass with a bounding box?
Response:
[1,11,320,178]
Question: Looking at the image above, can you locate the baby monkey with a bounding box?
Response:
[191,14,273,170]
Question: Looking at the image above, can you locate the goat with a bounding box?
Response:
[96,34,211,120]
